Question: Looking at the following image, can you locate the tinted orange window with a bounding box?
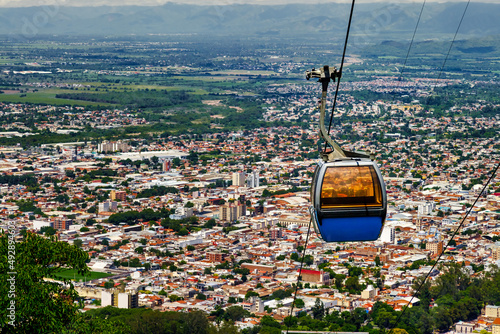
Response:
[320,166,383,208]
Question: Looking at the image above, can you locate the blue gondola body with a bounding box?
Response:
[311,158,387,242]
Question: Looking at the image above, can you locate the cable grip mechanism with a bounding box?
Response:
[306,65,373,162]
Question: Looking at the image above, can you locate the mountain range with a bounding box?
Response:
[0,2,499,41]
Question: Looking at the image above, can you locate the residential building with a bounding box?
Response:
[493,245,500,262]
[110,190,127,201]
[98,201,118,212]
[426,241,443,256]
[361,285,378,299]
[247,171,260,188]
[455,322,475,334]
[101,291,138,309]
[269,228,282,240]
[118,292,139,309]
[380,226,395,244]
[53,219,72,230]
[220,202,245,222]
[97,141,130,153]
[208,252,227,263]
[232,172,246,187]
[486,305,500,318]
[493,318,500,334]
[220,203,238,222]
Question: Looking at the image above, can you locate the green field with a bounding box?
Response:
[0,90,116,106]
[54,269,113,281]
[209,69,277,76]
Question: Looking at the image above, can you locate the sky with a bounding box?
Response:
[1,0,499,7]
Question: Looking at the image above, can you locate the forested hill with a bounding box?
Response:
[0,2,500,40]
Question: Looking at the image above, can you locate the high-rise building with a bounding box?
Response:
[361,285,378,299]
[98,201,118,212]
[232,172,246,186]
[485,305,500,318]
[418,202,435,215]
[380,226,395,244]
[426,241,444,256]
[246,171,260,188]
[118,292,138,309]
[220,200,246,222]
[53,219,72,230]
[208,252,227,263]
[97,141,130,153]
[236,203,246,218]
[493,245,500,262]
[101,291,138,309]
[270,228,282,240]
[220,203,237,222]
[101,291,113,307]
[110,190,127,201]
[162,160,171,172]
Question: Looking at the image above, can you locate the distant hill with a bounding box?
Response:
[1,2,500,41]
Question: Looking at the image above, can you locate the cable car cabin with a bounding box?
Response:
[311,158,387,242]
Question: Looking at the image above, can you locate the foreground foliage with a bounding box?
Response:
[0,232,125,333]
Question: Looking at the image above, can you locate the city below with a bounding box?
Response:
[0,16,500,334]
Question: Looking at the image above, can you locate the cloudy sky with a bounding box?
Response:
[0,0,498,6]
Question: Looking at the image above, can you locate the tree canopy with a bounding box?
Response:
[0,232,123,333]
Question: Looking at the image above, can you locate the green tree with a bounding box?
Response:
[104,279,115,289]
[203,218,216,229]
[224,306,250,322]
[312,298,325,319]
[209,321,240,334]
[177,228,189,236]
[260,315,281,328]
[348,266,363,277]
[40,226,57,236]
[345,276,363,294]
[0,232,117,332]
[304,255,314,266]
[261,189,271,198]
[169,295,182,302]
[294,298,305,308]
[245,291,259,300]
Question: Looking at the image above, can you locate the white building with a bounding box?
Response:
[101,291,138,309]
[418,202,435,215]
[118,292,138,309]
[361,285,378,299]
[98,201,118,212]
[232,172,246,186]
[169,206,194,220]
[97,141,130,153]
[101,291,113,307]
[380,226,395,244]
[246,171,260,188]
